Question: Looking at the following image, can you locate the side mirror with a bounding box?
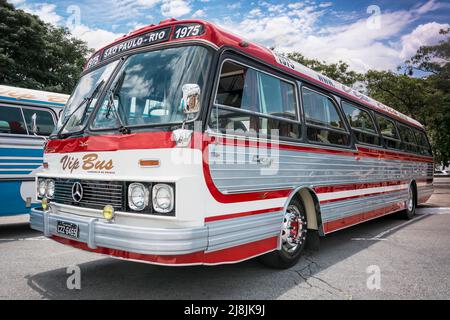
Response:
[31,113,38,135]
[181,84,200,114]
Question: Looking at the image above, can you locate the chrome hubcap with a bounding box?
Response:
[281,205,306,253]
[407,187,414,212]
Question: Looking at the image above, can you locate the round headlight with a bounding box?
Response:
[152,184,174,213]
[46,179,55,199]
[38,179,46,197]
[128,183,148,211]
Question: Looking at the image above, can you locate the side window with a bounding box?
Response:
[302,88,349,146]
[397,123,417,153]
[342,101,380,145]
[211,60,300,139]
[413,129,432,156]
[375,114,400,149]
[0,106,27,135]
[22,108,56,136]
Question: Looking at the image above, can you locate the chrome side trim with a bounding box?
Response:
[206,211,283,252]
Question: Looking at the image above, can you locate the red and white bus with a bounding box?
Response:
[30,19,433,268]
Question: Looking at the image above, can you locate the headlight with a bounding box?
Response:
[46,179,55,199]
[152,184,174,213]
[38,179,46,198]
[128,183,148,211]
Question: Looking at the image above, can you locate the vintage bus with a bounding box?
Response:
[30,19,434,268]
[0,85,68,217]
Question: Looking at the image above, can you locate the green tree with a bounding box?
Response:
[367,29,450,166]
[286,52,364,86]
[0,0,92,94]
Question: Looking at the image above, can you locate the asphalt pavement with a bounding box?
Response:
[1,177,449,300]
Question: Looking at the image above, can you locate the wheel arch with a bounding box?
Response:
[283,186,324,236]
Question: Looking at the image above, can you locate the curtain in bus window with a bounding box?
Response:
[241,68,259,113]
[0,106,27,135]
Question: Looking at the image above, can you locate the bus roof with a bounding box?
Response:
[0,85,69,107]
[85,19,424,129]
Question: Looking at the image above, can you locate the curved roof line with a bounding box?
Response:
[86,19,424,129]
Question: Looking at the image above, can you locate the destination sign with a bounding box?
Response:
[102,27,171,61]
[85,23,206,71]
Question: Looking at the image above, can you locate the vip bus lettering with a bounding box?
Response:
[82,153,114,171]
[60,154,113,172]
[60,155,80,173]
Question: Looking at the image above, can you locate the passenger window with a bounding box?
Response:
[342,101,379,145]
[398,124,418,153]
[22,108,55,136]
[413,129,432,156]
[216,61,297,120]
[302,88,345,130]
[0,106,27,135]
[212,60,300,139]
[375,115,400,149]
[258,72,297,120]
[302,88,349,146]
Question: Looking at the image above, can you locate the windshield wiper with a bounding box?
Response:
[105,72,130,134]
[57,79,105,139]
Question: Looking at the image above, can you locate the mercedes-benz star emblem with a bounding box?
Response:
[72,182,83,202]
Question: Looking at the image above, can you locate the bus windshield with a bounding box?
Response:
[91,45,211,130]
[54,61,119,136]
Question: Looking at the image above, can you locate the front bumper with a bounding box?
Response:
[30,208,208,255]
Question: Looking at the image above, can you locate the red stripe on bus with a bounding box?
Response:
[45,131,178,154]
[52,235,278,265]
[204,207,283,222]
[45,131,434,163]
[323,201,406,233]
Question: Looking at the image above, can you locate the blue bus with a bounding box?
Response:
[0,85,68,217]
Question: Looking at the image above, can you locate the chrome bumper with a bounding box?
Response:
[30,208,208,255]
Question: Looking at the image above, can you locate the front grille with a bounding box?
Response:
[53,179,125,211]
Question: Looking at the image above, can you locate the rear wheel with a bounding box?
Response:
[401,185,416,220]
[259,198,307,269]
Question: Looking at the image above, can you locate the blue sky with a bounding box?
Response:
[7,0,450,72]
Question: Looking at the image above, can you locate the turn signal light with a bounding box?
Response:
[139,159,160,167]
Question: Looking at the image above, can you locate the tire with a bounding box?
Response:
[259,197,307,269]
[400,184,416,220]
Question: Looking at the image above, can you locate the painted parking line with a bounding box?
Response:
[416,207,450,215]
[351,214,429,241]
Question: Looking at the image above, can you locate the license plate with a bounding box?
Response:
[56,221,79,239]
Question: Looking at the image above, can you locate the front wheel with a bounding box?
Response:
[259,198,307,269]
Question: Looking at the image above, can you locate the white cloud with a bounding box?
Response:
[217,0,449,72]
[8,0,26,5]
[227,3,241,10]
[70,25,121,50]
[192,9,206,18]
[12,1,121,50]
[400,22,450,60]
[22,3,63,25]
[318,2,333,8]
[136,0,161,7]
[161,0,192,18]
